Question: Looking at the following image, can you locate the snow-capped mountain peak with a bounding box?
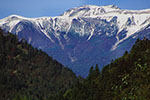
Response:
[61,5,121,17]
[1,5,150,42]
[0,5,150,76]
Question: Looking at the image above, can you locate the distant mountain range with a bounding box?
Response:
[0,5,150,77]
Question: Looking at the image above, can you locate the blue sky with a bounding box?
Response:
[0,0,150,19]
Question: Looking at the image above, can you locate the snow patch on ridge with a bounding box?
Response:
[68,53,77,62]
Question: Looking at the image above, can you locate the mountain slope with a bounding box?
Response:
[63,38,150,100]
[0,29,78,100]
[0,5,150,77]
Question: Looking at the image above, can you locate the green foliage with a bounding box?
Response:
[12,95,32,100]
[64,38,150,100]
[1,27,150,100]
[0,29,78,100]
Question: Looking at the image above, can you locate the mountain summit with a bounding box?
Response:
[61,5,120,17]
[0,5,150,77]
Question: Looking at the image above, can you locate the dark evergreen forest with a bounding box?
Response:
[0,28,150,100]
[0,29,78,100]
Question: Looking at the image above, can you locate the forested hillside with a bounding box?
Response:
[64,38,150,100]
[1,27,150,100]
[0,29,78,100]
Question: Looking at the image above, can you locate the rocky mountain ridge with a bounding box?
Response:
[0,5,150,76]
